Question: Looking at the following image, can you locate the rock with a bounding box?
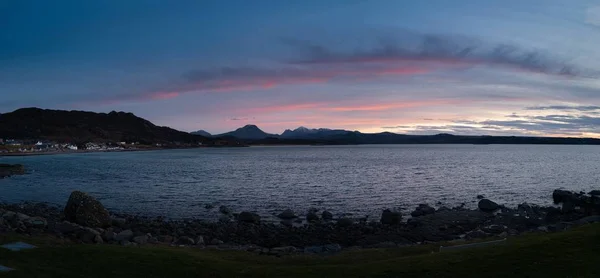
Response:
[322,211,333,221]
[55,221,81,234]
[110,217,127,228]
[94,235,104,244]
[79,228,101,243]
[478,199,500,212]
[158,235,174,243]
[407,218,421,227]
[195,236,205,246]
[218,215,231,223]
[336,218,353,227]
[237,212,261,224]
[517,203,536,217]
[2,211,16,220]
[219,205,232,214]
[589,190,600,196]
[573,215,600,226]
[411,204,436,217]
[306,211,320,222]
[482,224,505,234]
[380,209,402,225]
[304,244,342,254]
[176,236,195,245]
[437,206,451,212]
[549,222,573,232]
[553,189,576,204]
[465,229,488,239]
[0,164,25,178]
[115,229,134,242]
[280,220,293,227]
[277,209,297,219]
[120,241,134,246]
[562,201,576,213]
[210,238,224,245]
[133,235,148,244]
[25,217,47,228]
[477,195,485,199]
[102,231,116,242]
[16,212,30,221]
[64,191,110,227]
[545,207,562,222]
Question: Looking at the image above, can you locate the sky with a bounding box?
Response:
[1,0,600,137]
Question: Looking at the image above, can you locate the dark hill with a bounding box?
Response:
[191,130,212,137]
[0,108,211,144]
[215,125,276,140]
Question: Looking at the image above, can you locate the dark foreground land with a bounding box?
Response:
[1,188,600,277]
[1,223,599,278]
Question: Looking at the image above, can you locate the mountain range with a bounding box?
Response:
[193,125,355,140]
[1,108,598,146]
[195,124,600,145]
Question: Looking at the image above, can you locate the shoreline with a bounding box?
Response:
[1,189,599,255]
[2,143,597,158]
[0,145,248,158]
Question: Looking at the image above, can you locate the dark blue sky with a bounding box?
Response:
[2,0,600,136]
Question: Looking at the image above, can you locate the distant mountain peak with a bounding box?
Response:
[240,124,261,130]
[216,124,274,140]
[191,130,212,137]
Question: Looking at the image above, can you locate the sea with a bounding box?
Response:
[1,145,599,221]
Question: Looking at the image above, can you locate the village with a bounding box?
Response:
[0,139,128,154]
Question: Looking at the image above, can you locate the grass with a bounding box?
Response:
[1,224,600,277]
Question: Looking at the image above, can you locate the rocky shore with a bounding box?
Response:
[1,189,600,256]
[0,164,25,178]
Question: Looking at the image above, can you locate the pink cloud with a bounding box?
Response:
[138,64,433,102]
[322,99,457,112]
[150,92,180,100]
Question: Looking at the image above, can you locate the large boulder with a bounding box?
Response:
[64,191,110,228]
[238,212,261,224]
[553,189,576,204]
[478,199,500,212]
[306,211,320,222]
[336,218,354,227]
[411,204,436,217]
[133,235,148,245]
[589,190,600,196]
[115,229,134,242]
[175,236,195,245]
[321,211,333,221]
[0,164,25,178]
[219,206,232,215]
[380,209,402,225]
[277,209,297,219]
[55,221,82,234]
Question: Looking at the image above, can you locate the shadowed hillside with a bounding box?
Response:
[0,108,210,144]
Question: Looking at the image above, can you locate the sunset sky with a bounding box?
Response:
[2,0,600,137]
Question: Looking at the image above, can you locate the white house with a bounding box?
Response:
[66,144,78,150]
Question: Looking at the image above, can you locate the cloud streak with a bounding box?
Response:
[283,32,597,78]
[525,105,600,112]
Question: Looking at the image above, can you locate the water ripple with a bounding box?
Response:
[0,145,599,221]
